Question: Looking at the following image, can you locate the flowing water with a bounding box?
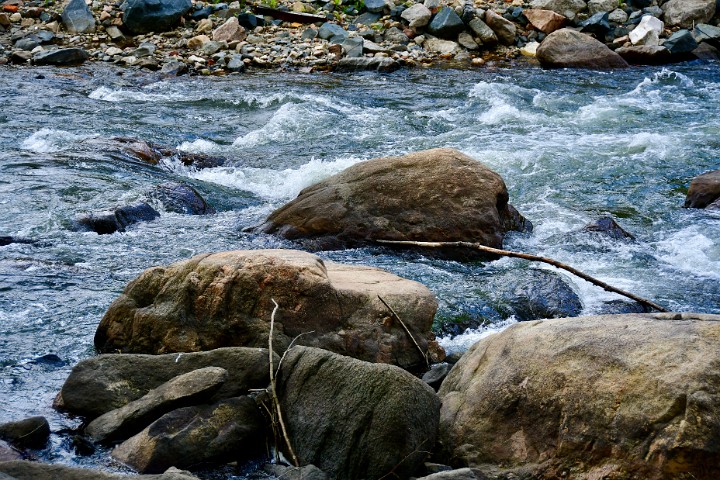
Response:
[1,62,719,475]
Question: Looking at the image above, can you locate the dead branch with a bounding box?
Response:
[378,295,429,369]
[269,299,300,467]
[376,239,668,313]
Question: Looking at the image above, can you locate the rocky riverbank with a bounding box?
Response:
[0,0,718,74]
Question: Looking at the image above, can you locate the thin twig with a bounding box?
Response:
[275,330,315,378]
[378,295,429,369]
[376,239,668,313]
[269,298,300,467]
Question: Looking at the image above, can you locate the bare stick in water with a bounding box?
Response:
[375,240,668,313]
[268,299,300,467]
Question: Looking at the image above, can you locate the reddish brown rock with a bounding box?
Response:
[524,9,566,34]
[684,170,720,208]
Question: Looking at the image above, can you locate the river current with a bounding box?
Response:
[1,62,719,474]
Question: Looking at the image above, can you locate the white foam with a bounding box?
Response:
[176,138,225,154]
[655,226,720,280]
[437,318,517,356]
[20,128,90,153]
[187,155,364,201]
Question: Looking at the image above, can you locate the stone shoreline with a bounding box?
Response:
[1,0,718,75]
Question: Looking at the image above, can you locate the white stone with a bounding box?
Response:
[629,14,664,46]
[105,46,123,56]
[520,41,540,56]
[423,37,460,54]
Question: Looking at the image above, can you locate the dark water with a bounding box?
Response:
[0,62,719,473]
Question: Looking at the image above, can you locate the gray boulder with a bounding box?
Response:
[0,417,50,449]
[537,28,629,68]
[318,22,346,40]
[582,216,635,240]
[33,48,88,65]
[529,0,587,19]
[85,367,228,443]
[122,0,192,35]
[111,396,264,473]
[468,17,498,44]
[55,347,273,419]
[694,23,720,45]
[684,170,720,208]
[427,7,465,39]
[401,3,432,28]
[438,313,720,478]
[76,202,160,235]
[0,461,200,479]
[0,441,22,462]
[662,0,716,28]
[663,29,698,54]
[276,346,440,479]
[61,0,95,33]
[149,182,215,215]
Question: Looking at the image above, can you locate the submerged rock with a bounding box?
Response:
[56,347,273,419]
[537,28,629,68]
[94,249,441,370]
[277,346,440,479]
[684,169,720,208]
[335,56,400,72]
[256,148,530,260]
[111,396,264,474]
[582,216,635,240]
[76,202,160,235]
[662,0,716,28]
[438,312,720,479]
[149,182,215,215]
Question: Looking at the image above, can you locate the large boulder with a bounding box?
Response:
[537,28,629,68]
[32,48,88,66]
[277,346,440,479]
[427,7,465,39]
[662,0,716,28]
[55,347,273,419]
[684,170,720,208]
[438,313,720,479]
[256,149,530,260]
[616,45,673,65]
[122,0,192,35]
[0,461,200,479]
[94,250,440,371]
[85,367,228,444]
[111,396,264,474]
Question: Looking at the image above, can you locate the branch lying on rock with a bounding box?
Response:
[378,295,429,370]
[268,299,299,467]
[375,240,668,313]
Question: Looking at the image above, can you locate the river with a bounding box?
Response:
[1,61,719,475]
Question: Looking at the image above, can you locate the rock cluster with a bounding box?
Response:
[1,0,718,72]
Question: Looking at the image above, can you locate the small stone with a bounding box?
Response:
[133,41,156,57]
[319,22,346,40]
[33,47,89,65]
[520,40,540,56]
[663,29,698,55]
[364,0,385,13]
[105,46,123,55]
[212,16,246,43]
[457,31,478,50]
[468,17,498,44]
[196,18,213,33]
[485,9,516,46]
[301,27,317,40]
[61,0,95,33]
[423,36,460,54]
[608,8,628,23]
[188,34,210,49]
[427,7,465,39]
[401,3,431,28]
[161,60,188,75]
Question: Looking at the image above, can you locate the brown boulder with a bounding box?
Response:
[438,313,720,479]
[524,9,566,34]
[94,249,440,371]
[484,10,517,46]
[537,28,629,68]
[684,170,720,208]
[256,148,530,260]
